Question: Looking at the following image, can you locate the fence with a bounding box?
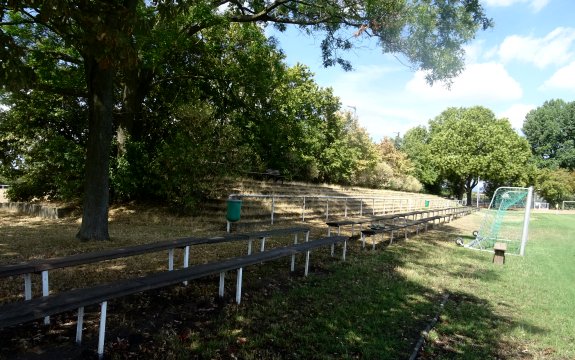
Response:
[227,193,461,230]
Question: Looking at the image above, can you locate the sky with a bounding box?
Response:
[267,0,575,141]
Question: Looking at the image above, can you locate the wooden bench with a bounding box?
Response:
[0,227,310,305]
[326,213,411,236]
[247,169,285,183]
[0,235,347,358]
[360,224,408,249]
[325,206,466,238]
[360,214,447,250]
[493,242,507,264]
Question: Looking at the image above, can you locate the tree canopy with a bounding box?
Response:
[523,99,575,171]
[1,0,492,240]
[401,106,532,204]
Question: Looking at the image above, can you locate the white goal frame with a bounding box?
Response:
[463,186,533,256]
[562,201,575,210]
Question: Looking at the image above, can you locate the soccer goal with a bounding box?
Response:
[460,186,533,256]
[562,201,575,210]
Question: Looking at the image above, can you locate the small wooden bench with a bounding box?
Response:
[493,242,507,264]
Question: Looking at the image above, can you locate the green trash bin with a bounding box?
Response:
[425,200,430,208]
[226,199,242,222]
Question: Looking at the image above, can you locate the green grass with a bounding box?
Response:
[1,210,574,359]
[187,212,575,360]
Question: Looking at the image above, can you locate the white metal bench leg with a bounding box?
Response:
[24,273,32,300]
[260,237,266,252]
[42,271,50,324]
[330,228,339,256]
[76,306,84,344]
[304,251,310,276]
[183,246,190,285]
[247,239,253,255]
[168,248,174,271]
[98,301,108,359]
[291,234,298,272]
[236,268,243,304]
[219,272,225,298]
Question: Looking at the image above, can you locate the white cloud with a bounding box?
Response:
[463,41,487,64]
[328,65,426,140]
[541,61,575,90]
[498,28,575,68]
[497,103,536,132]
[483,0,549,12]
[405,62,523,102]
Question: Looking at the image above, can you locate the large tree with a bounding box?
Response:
[1,0,492,240]
[523,99,575,170]
[428,106,532,205]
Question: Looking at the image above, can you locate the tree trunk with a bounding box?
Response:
[76,57,114,241]
[465,176,479,207]
[466,188,473,207]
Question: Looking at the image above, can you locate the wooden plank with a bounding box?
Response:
[243,227,310,238]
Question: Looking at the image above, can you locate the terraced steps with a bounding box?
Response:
[202,178,458,229]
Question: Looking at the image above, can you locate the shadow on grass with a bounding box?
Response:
[421,290,547,360]
[0,213,547,359]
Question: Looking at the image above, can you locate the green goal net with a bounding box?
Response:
[460,187,533,256]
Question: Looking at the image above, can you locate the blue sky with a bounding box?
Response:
[267,0,575,141]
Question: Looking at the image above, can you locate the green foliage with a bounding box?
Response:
[401,126,440,190]
[357,138,422,192]
[523,99,575,170]
[428,106,531,202]
[534,168,575,206]
[1,0,493,218]
[0,89,86,202]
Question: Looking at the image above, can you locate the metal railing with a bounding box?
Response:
[227,193,461,229]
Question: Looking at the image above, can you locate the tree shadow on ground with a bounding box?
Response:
[0,210,547,359]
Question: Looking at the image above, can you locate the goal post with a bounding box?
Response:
[562,201,575,210]
[460,186,533,256]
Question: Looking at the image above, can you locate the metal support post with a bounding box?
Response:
[24,273,32,300]
[236,268,243,304]
[42,271,50,325]
[168,248,174,271]
[76,306,85,344]
[520,186,534,256]
[291,234,298,272]
[97,301,108,359]
[219,272,225,297]
[271,196,275,225]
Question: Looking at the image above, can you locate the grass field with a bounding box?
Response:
[0,208,573,359]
